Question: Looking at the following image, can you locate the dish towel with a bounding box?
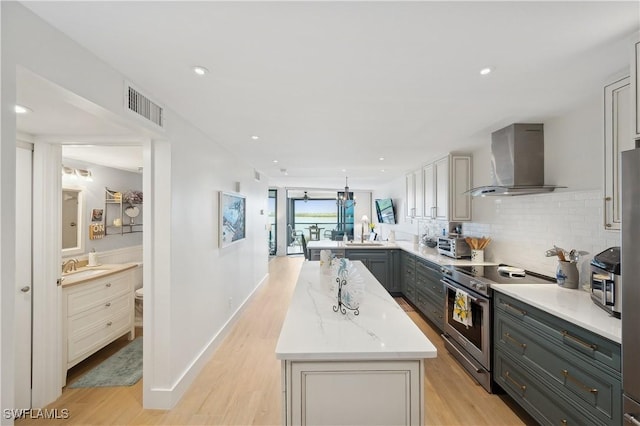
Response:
[453,288,473,328]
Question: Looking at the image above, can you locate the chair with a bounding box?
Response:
[309,225,320,241]
[287,224,302,250]
[323,229,333,240]
[301,234,309,260]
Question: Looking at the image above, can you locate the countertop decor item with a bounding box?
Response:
[332,258,363,315]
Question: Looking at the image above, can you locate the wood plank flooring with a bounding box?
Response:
[19,256,535,425]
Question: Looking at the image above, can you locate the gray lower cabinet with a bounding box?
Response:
[346,249,400,294]
[494,291,622,426]
[400,252,416,303]
[415,257,445,331]
[398,252,445,331]
[308,248,346,261]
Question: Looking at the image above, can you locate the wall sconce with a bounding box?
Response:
[62,165,93,181]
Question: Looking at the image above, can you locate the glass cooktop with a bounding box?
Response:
[453,264,556,285]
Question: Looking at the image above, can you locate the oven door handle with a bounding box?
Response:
[441,278,486,304]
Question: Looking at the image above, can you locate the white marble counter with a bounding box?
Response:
[493,284,621,343]
[306,240,497,267]
[275,261,437,361]
[61,263,139,287]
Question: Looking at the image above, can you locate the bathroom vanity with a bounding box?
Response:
[275,261,437,425]
[61,264,137,383]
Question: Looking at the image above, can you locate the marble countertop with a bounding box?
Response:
[61,263,139,287]
[307,240,497,267]
[275,261,437,361]
[492,284,621,343]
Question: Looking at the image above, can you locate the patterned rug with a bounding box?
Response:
[69,337,142,388]
[394,297,415,313]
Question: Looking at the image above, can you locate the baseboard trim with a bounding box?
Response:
[145,272,270,409]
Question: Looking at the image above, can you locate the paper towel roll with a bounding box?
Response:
[88,252,98,267]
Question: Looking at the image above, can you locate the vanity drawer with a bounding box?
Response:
[68,293,131,338]
[67,309,132,367]
[66,273,131,316]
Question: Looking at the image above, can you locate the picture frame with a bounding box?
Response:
[91,208,104,222]
[219,191,246,248]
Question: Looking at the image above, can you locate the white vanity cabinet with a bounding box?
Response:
[604,76,632,230]
[423,154,472,222]
[62,268,135,379]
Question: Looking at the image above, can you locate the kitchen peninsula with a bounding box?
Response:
[275,261,437,425]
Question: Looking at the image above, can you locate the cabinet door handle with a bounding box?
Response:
[504,371,526,397]
[561,369,598,394]
[105,283,112,288]
[562,331,597,352]
[501,301,527,317]
[504,332,527,350]
[106,321,113,327]
[105,302,111,307]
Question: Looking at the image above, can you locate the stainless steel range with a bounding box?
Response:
[440,264,555,392]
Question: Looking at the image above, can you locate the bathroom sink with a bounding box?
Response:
[345,242,384,246]
[65,269,109,279]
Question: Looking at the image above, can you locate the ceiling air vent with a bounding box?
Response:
[125,82,164,129]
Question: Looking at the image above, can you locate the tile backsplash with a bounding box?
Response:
[463,190,620,287]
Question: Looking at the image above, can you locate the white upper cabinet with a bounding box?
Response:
[422,154,472,222]
[632,32,640,140]
[405,169,423,219]
[604,76,631,230]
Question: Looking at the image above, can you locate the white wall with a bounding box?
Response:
[1,2,268,413]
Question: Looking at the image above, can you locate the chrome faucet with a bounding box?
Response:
[62,258,78,273]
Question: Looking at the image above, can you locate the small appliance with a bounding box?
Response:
[437,235,470,258]
[590,246,621,318]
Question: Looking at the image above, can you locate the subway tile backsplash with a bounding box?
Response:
[463,190,620,287]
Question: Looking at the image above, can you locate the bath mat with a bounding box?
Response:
[69,337,142,388]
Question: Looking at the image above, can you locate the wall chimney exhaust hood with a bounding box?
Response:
[467,123,566,196]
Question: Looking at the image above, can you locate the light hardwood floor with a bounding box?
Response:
[19,256,535,425]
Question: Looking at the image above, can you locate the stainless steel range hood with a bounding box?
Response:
[468,123,566,196]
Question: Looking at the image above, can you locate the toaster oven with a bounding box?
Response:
[437,236,471,259]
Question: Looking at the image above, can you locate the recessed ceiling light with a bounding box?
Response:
[379,157,385,161]
[15,105,32,114]
[341,168,347,173]
[480,67,492,76]
[193,66,209,76]
[272,159,278,163]
[381,169,386,173]
[251,135,259,140]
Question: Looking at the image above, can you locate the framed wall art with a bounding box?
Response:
[219,191,246,248]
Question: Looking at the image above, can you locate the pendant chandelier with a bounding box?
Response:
[337,176,355,207]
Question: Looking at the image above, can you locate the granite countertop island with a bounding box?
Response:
[276,260,436,425]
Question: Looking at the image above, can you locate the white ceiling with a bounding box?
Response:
[17,1,640,189]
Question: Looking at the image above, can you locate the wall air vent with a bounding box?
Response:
[125,82,164,129]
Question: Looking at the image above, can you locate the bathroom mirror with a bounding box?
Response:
[62,187,85,256]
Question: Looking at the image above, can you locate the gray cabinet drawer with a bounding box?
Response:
[495,349,599,426]
[414,289,444,331]
[495,313,621,423]
[495,292,621,373]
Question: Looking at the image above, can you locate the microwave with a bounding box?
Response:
[437,236,471,259]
